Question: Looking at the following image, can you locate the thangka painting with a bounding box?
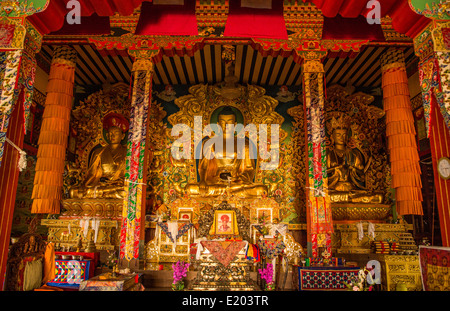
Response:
[419,245,450,291]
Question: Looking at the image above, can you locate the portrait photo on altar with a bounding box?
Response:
[215,211,234,235]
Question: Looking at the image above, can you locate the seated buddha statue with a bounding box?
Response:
[326,115,382,203]
[69,113,129,199]
[184,106,268,198]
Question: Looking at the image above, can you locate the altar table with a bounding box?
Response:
[293,266,360,291]
[79,273,144,291]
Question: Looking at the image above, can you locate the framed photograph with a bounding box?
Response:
[178,210,193,222]
[256,208,272,224]
[214,210,235,235]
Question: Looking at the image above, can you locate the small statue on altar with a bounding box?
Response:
[154,196,170,221]
[75,236,83,252]
[321,250,332,266]
[69,113,129,199]
[326,114,383,203]
[184,106,268,198]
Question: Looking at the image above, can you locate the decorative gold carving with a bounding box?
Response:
[41,219,120,251]
[331,203,392,221]
[145,221,194,268]
[60,199,123,219]
[325,85,390,208]
[110,6,141,33]
[190,247,258,291]
[167,69,287,200]
[381,16,412,42]
[384,255,422,291]
[287,104,307,223]
[197,201,251,241]
[414,23,435,58]
[0,16,26,49]
[196,0,229,28]
[284,1,323,40]
[432,21,450,52]
[332,223,410,254]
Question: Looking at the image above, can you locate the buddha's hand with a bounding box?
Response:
[199,181,208,195]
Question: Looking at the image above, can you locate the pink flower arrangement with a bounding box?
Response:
[258,263,274,284]
[172,261,190,285]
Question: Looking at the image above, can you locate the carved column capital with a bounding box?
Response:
[302,58,325,74]
[51,45,77,68]
[380,48,406,72]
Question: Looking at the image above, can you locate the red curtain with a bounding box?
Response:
[0,94,25,290]
[322,15,385,41]
[224,0,287,39]
[309,0,430,38]
[28,0,145,34]
[134,1,198,36]
[50,14,110,35]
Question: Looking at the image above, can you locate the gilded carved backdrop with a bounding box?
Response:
[324,84,391,203]
[147,82,305,225]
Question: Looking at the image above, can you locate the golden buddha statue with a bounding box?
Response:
[184,106,268,198]
[326,115,382,203]
[69,113,129,199]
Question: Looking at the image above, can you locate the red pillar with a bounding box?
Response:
[0,96,25,290]
[429,98,450,246]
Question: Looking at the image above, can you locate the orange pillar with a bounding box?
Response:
[0,95,25,290]
[31,46,77,214]
[380,48,423,216]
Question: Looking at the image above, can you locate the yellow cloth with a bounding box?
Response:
[23,259,43,291]
[42,242,55,284]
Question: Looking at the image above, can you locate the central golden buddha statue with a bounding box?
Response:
[184,106,268,198]
[326,115,382,203]
[69,113,128,199]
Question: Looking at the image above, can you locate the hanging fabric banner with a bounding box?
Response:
[31,46,77,214]
[418,54,447,137]
[436,51,450,129]
[20,51,37,134]
[303,60,333,258]
[0,49,23,168]
[381,48,423,216]
[120,58,153,261]
[22,53,36,134]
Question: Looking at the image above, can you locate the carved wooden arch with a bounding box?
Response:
[197,201,251,241]
[4,218,47,291]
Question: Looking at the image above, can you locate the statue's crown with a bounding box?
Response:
[328,114,350,131]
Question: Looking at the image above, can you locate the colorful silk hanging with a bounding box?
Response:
[0,50,22,168]
[418,54,447,137]
[31,46,77,214]
[120,58,153,261]
[435,51,450,132]
[303,60,333,258]
[19,51,37,134]
[381,48,423,216]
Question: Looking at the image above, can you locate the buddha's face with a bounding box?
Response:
[332,128,348,146]
[218,114,236,137]
[107,126,125,144]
